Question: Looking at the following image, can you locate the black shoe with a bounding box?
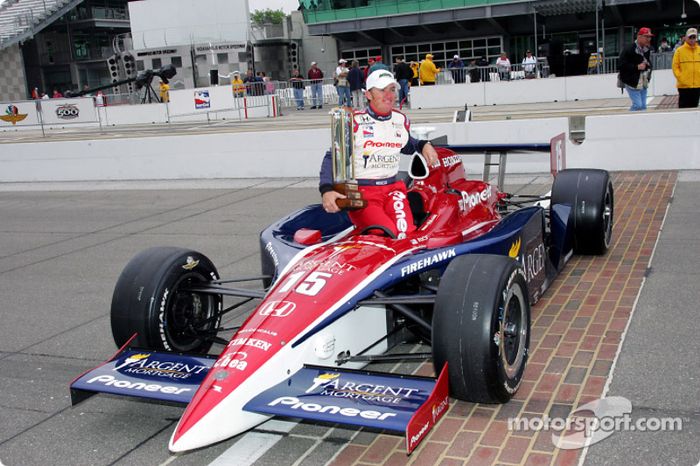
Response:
[310,105,317,109]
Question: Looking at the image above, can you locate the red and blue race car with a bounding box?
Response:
[71,145,613,454]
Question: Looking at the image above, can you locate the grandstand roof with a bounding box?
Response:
[0,0,82,50]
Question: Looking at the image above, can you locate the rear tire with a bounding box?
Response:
[433,255,530,403]
[111,247,221,353]
[551,169,614,255]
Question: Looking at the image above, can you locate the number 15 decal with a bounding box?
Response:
[278,271,332,296]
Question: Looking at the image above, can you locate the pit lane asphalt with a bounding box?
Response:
[0,175,553,466]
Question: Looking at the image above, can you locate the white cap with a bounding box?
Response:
[311,61,317,66]
[687,27,698,37]
[366,69,397,90]
[454,54,460,59]
[338,58,347,63]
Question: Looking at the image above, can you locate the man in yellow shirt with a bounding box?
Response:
[232,72,245,97]
[672,27,700,108]
[419,53,441,85]
[159,78,170,103]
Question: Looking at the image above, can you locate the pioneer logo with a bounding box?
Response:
[259,300,296,317]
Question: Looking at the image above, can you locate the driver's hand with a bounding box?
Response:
[322,191,346,213]
[422,143,440,168]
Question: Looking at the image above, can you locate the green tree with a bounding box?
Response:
[251,8,286,25]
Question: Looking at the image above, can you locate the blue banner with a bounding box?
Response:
[244,365,439,432]
[71,349,215,404]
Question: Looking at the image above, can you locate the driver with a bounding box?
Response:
[319,70,439,238]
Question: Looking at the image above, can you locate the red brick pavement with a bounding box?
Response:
[328,171,677,466]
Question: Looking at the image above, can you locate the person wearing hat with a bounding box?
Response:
[318,70,439,238]
[419,53,440,85]
[618,27,654,111]
[335,59,351,106]
[672,27,700,108]
[307,61,324,109]
[393,56,413,106]
[231,71,245,98]
[369,55,389,74]
[523,50,538,79]
[448,54,465,83]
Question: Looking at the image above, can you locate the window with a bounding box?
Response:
[171,56,182,67]
[217,53,229,64]
[136,60,145,71]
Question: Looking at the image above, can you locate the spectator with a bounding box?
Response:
[369,55,389,74]
[289,69,305,110]
[477,56,491,81]
[244,69,264,96]
[31,87,39,99]
[52,89,63,98]
[232,72,245,97]
[307,61,324,109]
[468,59,480,83]
[335,59,351,106]
[41,92,49,100]
[448,55,466,83]
[523,50,538,78]
[260,72,275,95]
[672,27,700,108]
[674,35,686,51]
[618,27,654,111]
[658,37,672,52]
[393,56,413,106]
[410,61,420,86]
[419,53,440,86]
[159,78,170,103]
[587,50,603,74]
[496,52,511,81]
[364,57,375,80]
[348,60,364,108]
[81,84,91,96]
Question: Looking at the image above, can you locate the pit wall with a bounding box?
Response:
[1,109,698,183]
[410,69,677,109]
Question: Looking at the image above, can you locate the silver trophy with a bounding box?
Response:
[330,106,366,210]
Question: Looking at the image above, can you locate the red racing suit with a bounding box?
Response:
[319,105,430,238]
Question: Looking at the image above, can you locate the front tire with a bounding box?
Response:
[551,169,614,255]
[111,247,221,353]
[433,255,530,403]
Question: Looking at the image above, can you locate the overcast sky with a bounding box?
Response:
[0,0,301,13]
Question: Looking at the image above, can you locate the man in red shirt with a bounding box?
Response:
[307,62,324,109]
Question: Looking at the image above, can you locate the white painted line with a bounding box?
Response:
[576,176,677,466]
[209,432,284,466]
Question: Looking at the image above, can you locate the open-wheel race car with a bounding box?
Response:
[70,144,614,454]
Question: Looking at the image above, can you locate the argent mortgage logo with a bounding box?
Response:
[508,396,683,449]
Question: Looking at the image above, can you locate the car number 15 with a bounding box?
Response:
[277,271,332,296]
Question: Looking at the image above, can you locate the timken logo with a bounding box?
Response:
[259,300,296,317]
[363,140,402,149]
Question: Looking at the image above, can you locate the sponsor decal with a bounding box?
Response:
[391,191,409,240]
[362,152,370,168]
[521,242,546,283]
[408,421,430,450]
[56,104,79,119]
[410,234,430,245]
[509,238,521,258]
[182,256,199,270]
[265,242,279,268]
[214,351,248,371]
[268,396,397,420]
[113,353,208,379]
[259,300,296,317]
[230,337,272,351]
[400,248,457,277]
[306,371,421,404]
[363,140,402,149]
[431,396,449,422]
[194,90,211,109]
[158,289,170,350]
[362,128,374,137]
[0,105,27,125]
[356,114,373,124]
[441,154,462,168]
[237,327,278,337]
[86,374,192,395]
[458,185,492,212]
[293,257,356,275]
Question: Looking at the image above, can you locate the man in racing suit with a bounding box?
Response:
[319,70,439,238]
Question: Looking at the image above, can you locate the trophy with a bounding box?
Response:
[330,107,367,210]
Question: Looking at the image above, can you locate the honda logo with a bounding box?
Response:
[259,300,296,317]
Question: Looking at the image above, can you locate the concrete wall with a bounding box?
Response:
[0,44,28,102]
[410,70,678,109]
[1,109,698,183]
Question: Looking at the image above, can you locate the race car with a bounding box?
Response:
[70,145,613,454]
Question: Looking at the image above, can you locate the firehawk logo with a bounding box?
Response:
[509,238,521,258]
[305,373,340,393]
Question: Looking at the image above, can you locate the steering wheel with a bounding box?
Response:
[357,224,397,239]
